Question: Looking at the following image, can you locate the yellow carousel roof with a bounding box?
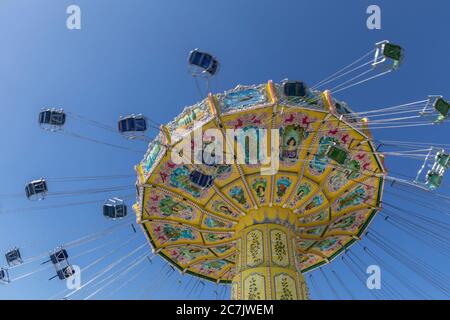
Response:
[134,81,385,283]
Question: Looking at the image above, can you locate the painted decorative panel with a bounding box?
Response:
[243,273,265,300]
[246,230,264,267]
[274,273,297,300]
[270,229,289,267]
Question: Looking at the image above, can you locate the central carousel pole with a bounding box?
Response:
[231,207,308,300]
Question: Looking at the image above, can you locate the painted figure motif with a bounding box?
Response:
[275,177,292,202]
[252,178,267,203]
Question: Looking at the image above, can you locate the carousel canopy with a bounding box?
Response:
[134,81,385,283]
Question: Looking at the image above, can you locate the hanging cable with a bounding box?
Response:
[131,260,171,299]
[319,268,340,300]
[0,194,134,215]
[359,244,431,299]
[47,174,135,183]
[330,269,356,300]
[59,130,146,154]
[340,255,375,299]
[379,211,450,259]
[104,260,152,298]
[346,248,403,300]
[312,49,376,89]
[9,221,133,285]
[343,253,389,300]
[66,112,118,133]
[83,253,150,300]
[147,264,177,298]
[366,230,450,296]
[48,234,140,300]
[307,274,323,300]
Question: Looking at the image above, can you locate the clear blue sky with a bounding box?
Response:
[0,0,449,299]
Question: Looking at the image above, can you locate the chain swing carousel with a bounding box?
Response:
[3,41,449,300]
[132,46,398,300]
